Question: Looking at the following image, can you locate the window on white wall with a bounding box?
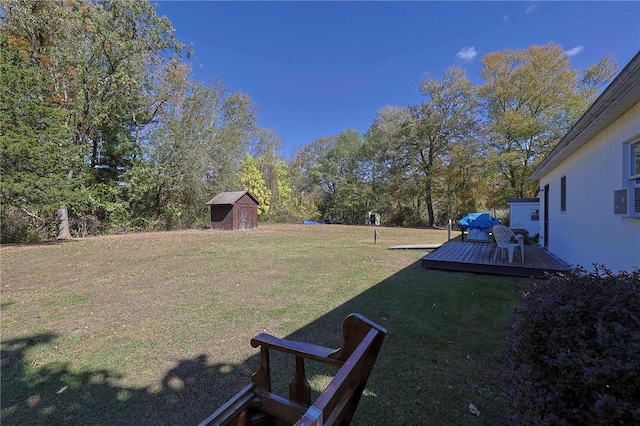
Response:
[531,209,539,221]
[630,141,640,215]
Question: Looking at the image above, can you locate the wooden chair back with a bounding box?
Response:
[199,313,387,426]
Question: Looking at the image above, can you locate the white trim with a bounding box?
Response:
[624,138,640,217]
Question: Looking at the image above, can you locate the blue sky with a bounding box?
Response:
[156,1,639,158]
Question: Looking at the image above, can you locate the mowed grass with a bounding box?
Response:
[1,224,526,425]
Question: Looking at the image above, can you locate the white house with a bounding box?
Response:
[507,197,540,237]
[530,51,640,273]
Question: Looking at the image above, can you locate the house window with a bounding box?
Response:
[560,176,566,212]
[632,142,640,176]
[531,209,540,221]
[629,141,640,215]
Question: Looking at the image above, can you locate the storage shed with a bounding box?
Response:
[506,198,540,237]
[205,191,260,230]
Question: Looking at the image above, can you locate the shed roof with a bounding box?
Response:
[205,191,260,206]
[530,51,640,180]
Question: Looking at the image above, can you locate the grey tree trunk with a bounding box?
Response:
[57,206,71,239]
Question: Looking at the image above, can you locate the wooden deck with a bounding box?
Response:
[421,241,571,278]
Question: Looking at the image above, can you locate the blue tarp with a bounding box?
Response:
[301,219,324,225]
[457,213,501,232]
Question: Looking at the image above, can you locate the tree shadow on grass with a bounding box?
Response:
[1,334,251,425]
[2,261,518,425]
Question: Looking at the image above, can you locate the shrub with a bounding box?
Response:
[506,266,640,425]
[0,205,55,243]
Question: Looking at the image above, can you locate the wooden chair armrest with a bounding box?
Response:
[251,333,344,367]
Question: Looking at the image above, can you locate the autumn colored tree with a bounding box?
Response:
[270,161,296,221]
[239,154,271,216]
[479,43,616,199]
[246,128,295,222]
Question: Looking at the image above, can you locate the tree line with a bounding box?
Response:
[0,0,616,242]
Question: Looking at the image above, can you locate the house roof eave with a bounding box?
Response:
[530,51,640,181]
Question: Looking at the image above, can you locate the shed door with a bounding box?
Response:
[238,207,254,229]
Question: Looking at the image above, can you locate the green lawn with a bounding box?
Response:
[1,224,526,425]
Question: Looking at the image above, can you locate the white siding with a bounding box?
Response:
[509,201,540,236]
[538,101,640,272]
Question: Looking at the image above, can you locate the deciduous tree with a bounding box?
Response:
[479,43,616,199]
[1,0,184,236]
[403,67,479,227]
[239,154,270,216]
[129,68,260,228]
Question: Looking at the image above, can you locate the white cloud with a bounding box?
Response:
[565,46,584,57]
[456,46,477,62]
[525,2,538,14]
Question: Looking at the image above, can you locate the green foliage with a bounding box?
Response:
[352,48,615,227]
[0,0,622,242]
[480,43,616,199]
[239,154,271,216]
[506,267,640,424]
[409,67,479,226]
[290,136,336,220]
[0,29,79,242]
[322,129,369,223]
[294,130,371,224]
[262,160,299,223]
[1,0,188,239]
[244,128,301,222]
[63,183,131,237]
[433,137,484,224]
[363,69,479,227]
[274,162,294,212]
[138,74,259,229]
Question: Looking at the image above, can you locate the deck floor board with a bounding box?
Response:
[421,241,571,278]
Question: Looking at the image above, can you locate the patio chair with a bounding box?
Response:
[491,224,524,264]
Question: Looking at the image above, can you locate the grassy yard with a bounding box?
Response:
[1,224,526,425]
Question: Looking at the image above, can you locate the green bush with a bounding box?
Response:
[506,266,640,425]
